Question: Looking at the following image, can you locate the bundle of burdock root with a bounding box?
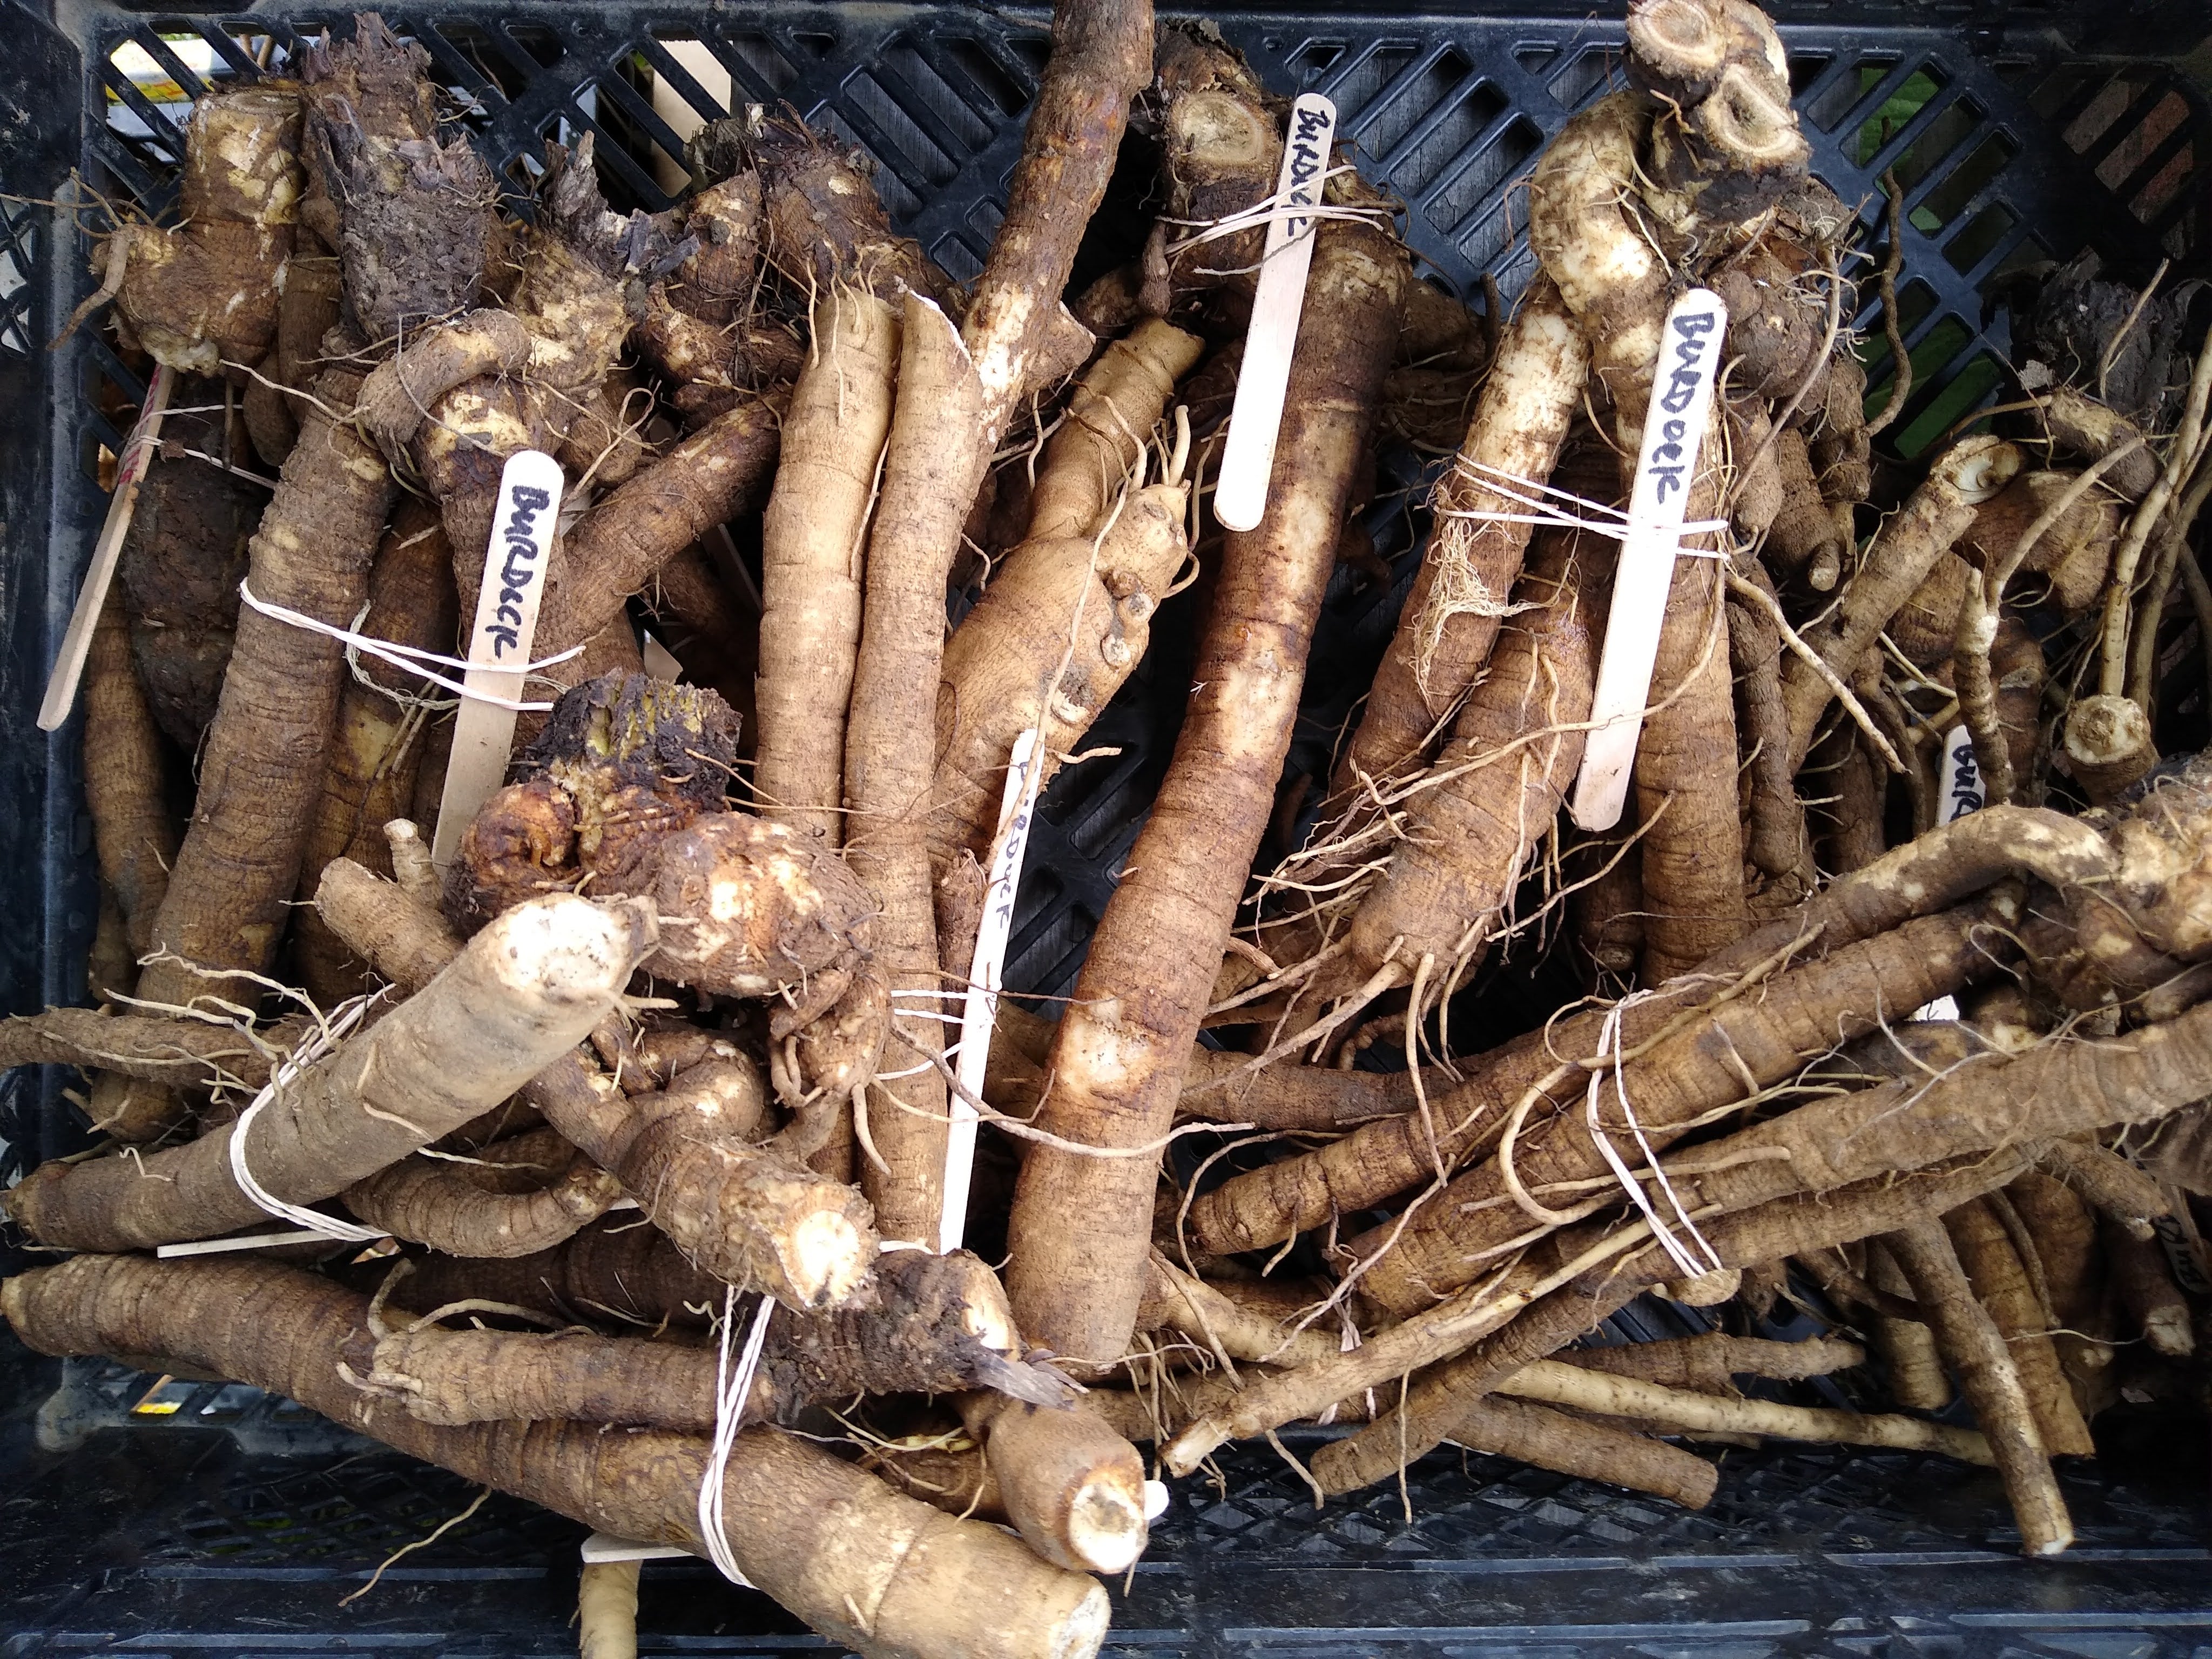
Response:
[9,0,2212,1650]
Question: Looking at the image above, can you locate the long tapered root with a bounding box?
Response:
[1,1254,1113,1659]
[6,894,654,1252]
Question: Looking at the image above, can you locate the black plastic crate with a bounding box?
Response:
[3,3,2209,1653]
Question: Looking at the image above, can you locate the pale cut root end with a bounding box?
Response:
[1065,1480,1149,1574]
[1629,0,1728,81]
[484,895,656,1007]
[1696,65,1811,169]
[1940,435,2024,505]
[2062,693,2156,805]
[782,1210,868,1309]
[1050,1583,1115,1659]
[963,1292,1020,1359]
[2144,1309,2196,1358]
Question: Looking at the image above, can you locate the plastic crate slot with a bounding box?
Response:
[100,44,189,167]
[694,27,802,105]
[1984,228,2057,295]
[1787,51,1833,97]
[185,20,273,85]
[80,339,146,482]
[633,36,731,144]
[930,228,985,285]
[998,28,1050,78]
[88,115,170,211]
[1290,39,1348,83]
[2026,60,2106,124]
[1840,60,1936,160]
[806,106,920,222]
[2053,71,2141,159]
[1061,763,1165,864]
[1889,95,1986,209]
[552,106,657,215]
[1387,73,1512,204]
[1450,193,1522,281]
[502,23,564,73]
[1913,131,2018,234]
[1008,871,1075,973]
[500,149,541,198]
[1940,200,2022,275]
[2099,86,2195,196]
[1800,52,1891,135]
[131,29,220,102]
[585,69,688,213]
[1347,45,1479,179]
[1854,269,1941,372]
[1009,909,1097,1004]
[875,39,996,157]
[961,193,1003,246]
[419,20,529,107]
[1317,40,1420,134]
[629,35,787,199]
[2073,78,2169,175]
[930,35,1032,118]
[2129,132,2196,232]
[1422,111,1541,243]
[1896,349,2006,460]
[1860,80,1972,188]
[0,206,35,358]
[1546,43,1621,112]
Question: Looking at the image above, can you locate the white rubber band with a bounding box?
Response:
[697,1287,774,1584]
[1442,458,1731,544]
[1582,999,1722,1281]
[1162,163,1389,258]
[237,580,588,712]
[1606,1004,1723,1277]
[221,996,390,1245]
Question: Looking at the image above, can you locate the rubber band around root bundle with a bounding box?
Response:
[222,993,392,1247]
[1161,165,1397,264]
[698,1287,774,1586]
[237,581,588,713]
[1413,458,1728,704]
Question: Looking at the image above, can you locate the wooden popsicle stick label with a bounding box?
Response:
[430,450,565,868]
[581,1532,703,1567]
[1913,724,1985,1020]
[1936,723,1983,822]
[38,362,176,732]
[1569,288,1729,832]
[939,726,1045,1254]
[1212,93,1337,535]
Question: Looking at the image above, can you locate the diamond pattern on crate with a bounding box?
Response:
[16,9,2212,1640]
[1160,1444,1726,1564]
[1266,23,2206,457]
[150,1451,575,1568]
[0,195,39,357]
[1152,1436,2212,1567]
[72,11,2207,475]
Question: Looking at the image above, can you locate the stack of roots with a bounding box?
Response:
[9,3,2212,1653]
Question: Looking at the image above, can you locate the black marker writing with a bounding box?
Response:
[1283,104,1331,237]
[1947,738,1982,820]
[1642,305,1721,501]
[484,482,554,659]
